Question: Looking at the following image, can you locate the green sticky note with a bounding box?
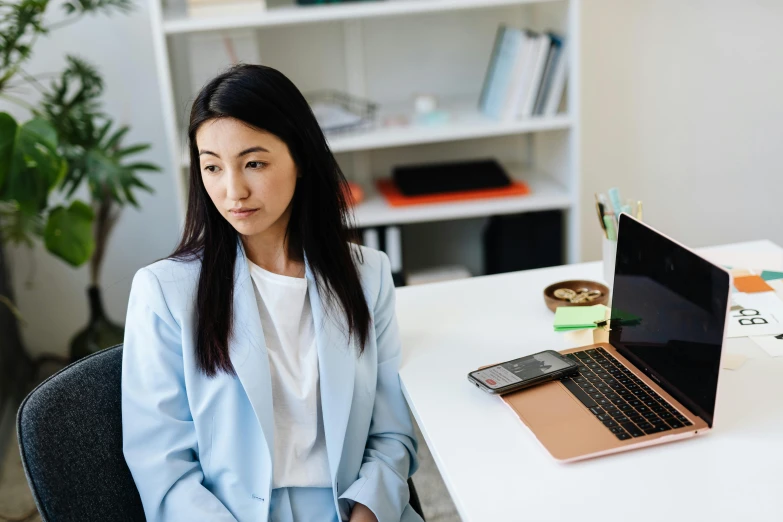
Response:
[760,271,783,281]
[553,305,608,331]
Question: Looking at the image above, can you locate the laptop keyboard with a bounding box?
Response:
[560,347,693,441]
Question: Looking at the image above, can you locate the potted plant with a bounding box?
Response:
[0,0,158,365]
[38,56,160,361]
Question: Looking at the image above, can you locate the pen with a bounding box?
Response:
[595,194,607,237]
[603,213,617,241]
[608,187,623,215]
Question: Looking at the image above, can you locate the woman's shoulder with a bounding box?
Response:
[140,253,202,283]
[350,243,388,276]
[131,252,202,305]
[350,243,393,301]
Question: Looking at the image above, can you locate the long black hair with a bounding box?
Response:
[170,64,370,376]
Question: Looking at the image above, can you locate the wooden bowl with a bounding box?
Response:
[543,280,610,313]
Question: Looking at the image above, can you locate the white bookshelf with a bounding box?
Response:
[162,0,563,33]
[149,0,581,267]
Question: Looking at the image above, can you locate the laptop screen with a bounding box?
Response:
[609,214,731,427]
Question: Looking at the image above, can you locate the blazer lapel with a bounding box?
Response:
[229,240,275,465]
[305,257,356,483]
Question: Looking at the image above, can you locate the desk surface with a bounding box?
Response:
[397,240,783,522]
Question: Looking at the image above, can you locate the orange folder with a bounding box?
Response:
[376,179,531,207]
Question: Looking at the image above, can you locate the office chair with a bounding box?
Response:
[17,344,425,521]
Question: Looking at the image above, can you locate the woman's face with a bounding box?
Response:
[196,117,298,240]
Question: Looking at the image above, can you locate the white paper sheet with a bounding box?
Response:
[726,292,783,338]
[750,335,783,357]
[697,248,783,272]
[768,279,783,301]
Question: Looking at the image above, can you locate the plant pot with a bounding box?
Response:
[69,285,125,362]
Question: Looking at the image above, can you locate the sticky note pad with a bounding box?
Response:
[554,305,608,332]
[761,271,783,282]
[722,353,748,370]
[734,275,774,293]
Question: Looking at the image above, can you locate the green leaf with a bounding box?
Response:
[104,124,129,150]
[2,118,66,213]
[0,201,43,247]
[124,162,160,172]
[60,0,134,16]
[43,200,95,267]
[116,143,150,158]
[0,113,18,194]
[95,119,112,144]
[22,117,58,150]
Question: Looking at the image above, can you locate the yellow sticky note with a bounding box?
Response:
[554,305,609,331]
[722,353,748,371]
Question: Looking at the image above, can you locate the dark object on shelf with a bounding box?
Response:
[69,285,125,363]
[392,158,511,197]
[483,210,564,275]
[304,89,378,134]
[377,178,529,207]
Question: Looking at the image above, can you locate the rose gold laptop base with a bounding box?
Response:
[502,342,710,463]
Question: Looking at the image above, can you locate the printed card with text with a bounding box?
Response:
[727,292,783,338]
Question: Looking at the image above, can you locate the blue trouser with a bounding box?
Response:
[269,487,341,522]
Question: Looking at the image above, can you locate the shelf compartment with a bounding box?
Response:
[351,165,572,227]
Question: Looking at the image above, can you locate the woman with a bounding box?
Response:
[122,64,421,522]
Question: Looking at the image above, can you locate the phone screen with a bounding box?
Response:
[472,352,573,391]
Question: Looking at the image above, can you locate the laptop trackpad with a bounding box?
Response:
[502,380,621,461]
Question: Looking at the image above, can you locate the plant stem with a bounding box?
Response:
[45,16,83,32]
[0,293,27,326]
[5,71,60,89]
[0,91,35,110]
[90,185,116,286]
[19,66,47,94]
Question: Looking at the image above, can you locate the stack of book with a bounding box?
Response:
[478,26,568,121]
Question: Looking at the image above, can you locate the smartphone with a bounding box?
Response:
[468,350,579,395]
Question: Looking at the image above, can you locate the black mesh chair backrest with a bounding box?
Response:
[17,344,145,522]
[17,343,426,521]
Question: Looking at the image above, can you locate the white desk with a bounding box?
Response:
[397,240,783,522]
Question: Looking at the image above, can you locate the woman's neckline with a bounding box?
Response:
[247,259,307,286]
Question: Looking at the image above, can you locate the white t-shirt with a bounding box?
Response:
[247,260,331,489]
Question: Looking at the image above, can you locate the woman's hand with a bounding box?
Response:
[349,502,379,522]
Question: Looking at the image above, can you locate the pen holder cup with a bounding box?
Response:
[602,237,617,288]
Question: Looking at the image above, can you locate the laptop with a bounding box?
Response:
[504,213,733,462]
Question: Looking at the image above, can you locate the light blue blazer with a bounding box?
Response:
[121,240,422,522]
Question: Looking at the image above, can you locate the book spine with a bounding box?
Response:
[478,26,507,113]
[532,34,561,116]
[509,30,540,120]
[502,30,533,121]
[544,40,568,117]
[485,28,517,119]
[520,33,552,119]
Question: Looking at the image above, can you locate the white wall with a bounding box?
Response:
[4,0,783,357]
[2,0,180,357]
[581,0,783,262]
